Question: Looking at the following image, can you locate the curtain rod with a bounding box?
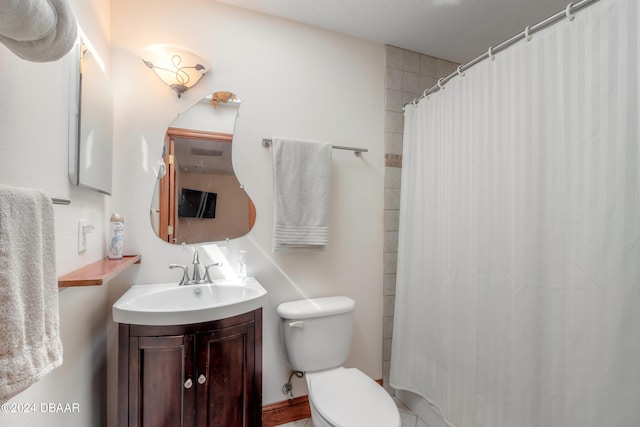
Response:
[407,0,601,106]
[261,138,368,156]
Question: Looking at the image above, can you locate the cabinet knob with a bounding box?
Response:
[198,374,206,384]
[184,378,193,389]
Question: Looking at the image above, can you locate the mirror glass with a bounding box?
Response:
[150,92,255,244]
[68,39,114,195]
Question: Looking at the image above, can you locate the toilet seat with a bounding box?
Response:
[307,367,400,427]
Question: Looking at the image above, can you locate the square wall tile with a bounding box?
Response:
[403,91,419,106]
[383,252,398,276]
[383,295,395,317]
[384,209,400,231]
[420,54,437,77]
[403,50,421,73]
[384,188,402,210]
[386,67,404,91]
[385,166,402,189]
[436,58,456,78]
[383,358,392,388]
[420,75,437,94]
[385,133,403,156]
[386,45,404,70]
[386,111,404,134]
[384,231,399,253]
[384,318,394,340]
[386,89,404,113]
[383,274,397,296]
[383,337,393,361]
[402,71,420,94]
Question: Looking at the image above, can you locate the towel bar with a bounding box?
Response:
[261,139,368,156]
[52,198,71,205]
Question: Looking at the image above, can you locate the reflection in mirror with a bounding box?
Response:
[68,38,114,195]
[150,92,256,244]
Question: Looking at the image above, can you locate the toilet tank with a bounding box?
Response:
[277,296,355,372]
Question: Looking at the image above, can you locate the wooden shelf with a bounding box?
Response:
[58,255,141,287]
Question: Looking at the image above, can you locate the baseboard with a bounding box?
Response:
[262,395,311,427]
[262,379,384,426]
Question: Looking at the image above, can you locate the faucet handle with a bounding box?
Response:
[169,264,190,286]
[203,262,223,283]
[192,250,200,265]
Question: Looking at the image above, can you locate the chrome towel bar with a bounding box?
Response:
[261,138,367,156]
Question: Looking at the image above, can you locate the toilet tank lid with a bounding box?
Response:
[277,296,355,320]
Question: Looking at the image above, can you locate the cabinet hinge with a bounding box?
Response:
[168,225,174,235]
[168,154,174,165]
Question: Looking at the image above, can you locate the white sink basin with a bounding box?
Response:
[112,277,267,325]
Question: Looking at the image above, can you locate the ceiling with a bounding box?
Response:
[215,0,574,63]
[175,137,234,175]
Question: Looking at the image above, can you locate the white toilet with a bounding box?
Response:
[277,296,400,427]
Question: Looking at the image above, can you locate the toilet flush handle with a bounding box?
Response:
[289,321,304,328]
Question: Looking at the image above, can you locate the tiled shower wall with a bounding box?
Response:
[383,45,459,394]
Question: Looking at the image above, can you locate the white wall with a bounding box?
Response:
[110,0,385,408]
[0,0,384,424]
[0,0,113,426]
[170,99,239,134]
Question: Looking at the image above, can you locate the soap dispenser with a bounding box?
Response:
[238,250,247,280]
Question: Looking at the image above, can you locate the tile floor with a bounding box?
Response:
[275,398,429,427]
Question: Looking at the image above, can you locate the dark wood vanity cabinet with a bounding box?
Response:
[118,309,262,427]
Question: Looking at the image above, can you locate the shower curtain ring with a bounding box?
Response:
[437,78,445,90]
[565,2,575,21]
[456,65,465,77]
[488,46,495,61]
[524,26,532,41]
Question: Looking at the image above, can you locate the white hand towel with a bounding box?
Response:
[272,138,332,252]
[0,0,77,63]
[0,184,63,403]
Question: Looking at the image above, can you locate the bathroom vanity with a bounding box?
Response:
[117,309,262,427]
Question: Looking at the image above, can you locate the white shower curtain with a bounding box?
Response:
[390,1,640,426]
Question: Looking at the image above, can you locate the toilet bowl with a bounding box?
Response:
[306,367,399,427]
[277,296,400,427]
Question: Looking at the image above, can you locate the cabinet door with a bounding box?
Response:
[129,335,195,427]
[195,322,257,427]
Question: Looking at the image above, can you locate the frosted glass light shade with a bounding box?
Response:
[142,44,209,98]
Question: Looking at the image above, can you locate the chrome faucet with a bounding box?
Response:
[191,251,203,283]
[169,250,224,285]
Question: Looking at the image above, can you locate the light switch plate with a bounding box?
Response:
[78,219,87,253]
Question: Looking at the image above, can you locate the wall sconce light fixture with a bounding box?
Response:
[142,44,209,98]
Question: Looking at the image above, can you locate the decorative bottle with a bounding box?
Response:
[108,213,125,259]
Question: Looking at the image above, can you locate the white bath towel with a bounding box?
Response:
[0,184,63,403]
[272,138,332,252]
[0,0,77,63]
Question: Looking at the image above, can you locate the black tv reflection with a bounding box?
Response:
[178,188,217,218]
